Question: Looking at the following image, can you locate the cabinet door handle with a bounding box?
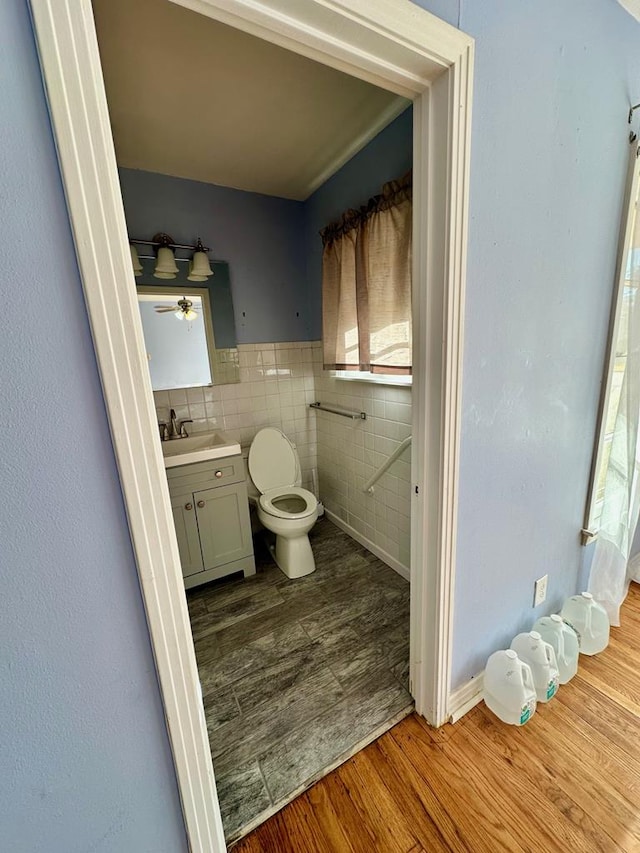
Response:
[215,470,223,478]
[197,500,205,508]
[185,502,193,511]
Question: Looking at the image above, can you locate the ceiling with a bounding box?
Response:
[93,0,409,201]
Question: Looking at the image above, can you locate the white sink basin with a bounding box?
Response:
[161,430,240,468]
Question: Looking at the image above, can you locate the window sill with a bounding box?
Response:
[331,370,412,387]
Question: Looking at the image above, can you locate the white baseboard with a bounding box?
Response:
[324,509,410,582]
[448,672,484,723]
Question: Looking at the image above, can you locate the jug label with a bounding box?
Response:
[546,677,558,701]
[520,703,532,725]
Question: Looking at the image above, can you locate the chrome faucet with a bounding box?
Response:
[170,408,180,438]
[168,408,193,439]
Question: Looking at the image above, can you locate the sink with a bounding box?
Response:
[161,430,241,468]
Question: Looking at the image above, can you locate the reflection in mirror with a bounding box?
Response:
[138,288,212,389]
[136,260,240,389]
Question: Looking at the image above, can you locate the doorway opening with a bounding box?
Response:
[31,0,473,848]
[94,3,415,837]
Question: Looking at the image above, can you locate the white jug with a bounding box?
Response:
[483,649,537,726]
[532,614,579,684]
[510,631,559,703]
[560,592,610,656]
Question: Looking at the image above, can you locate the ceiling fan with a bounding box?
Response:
[154,297,198,321]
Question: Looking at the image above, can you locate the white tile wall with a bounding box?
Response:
[154,340,411,568]
[212,347,239,384]
[314,369,412,569]
[153,341,320,490]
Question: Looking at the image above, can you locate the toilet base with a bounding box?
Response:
[271,533,316,579]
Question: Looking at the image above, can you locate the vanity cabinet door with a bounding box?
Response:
[170,489,204,577]
[194,483,253,570]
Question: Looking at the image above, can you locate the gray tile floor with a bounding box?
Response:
[187,518,413,842]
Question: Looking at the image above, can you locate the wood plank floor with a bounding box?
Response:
[233,582,640,852]
[187,518,412,841]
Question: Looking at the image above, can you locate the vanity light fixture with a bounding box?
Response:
[130,244,143,276]
[188,238,213,281]
[153,233,179,279]
[187,263,208,282]
[128,232,215,282]
[155,250,179,279]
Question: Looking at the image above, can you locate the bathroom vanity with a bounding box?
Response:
[163,433,255,589]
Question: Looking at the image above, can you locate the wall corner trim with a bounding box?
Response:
[448,672,484,723]
[616,0,640,23]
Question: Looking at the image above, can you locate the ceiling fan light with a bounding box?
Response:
[154,246,179,278]
[190,250,213,278]
[174,309,185,320]
[130,244,143,276]
[184,308,198,321]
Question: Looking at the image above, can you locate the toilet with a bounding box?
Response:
[247,427,319,578]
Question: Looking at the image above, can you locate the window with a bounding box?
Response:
[583,144,640,543]
[321,173,412,376]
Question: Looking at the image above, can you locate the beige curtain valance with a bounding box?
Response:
[321,172,412,375]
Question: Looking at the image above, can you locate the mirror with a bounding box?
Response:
[136,260,240,389]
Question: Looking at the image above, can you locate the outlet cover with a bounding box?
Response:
[534,574,548,607]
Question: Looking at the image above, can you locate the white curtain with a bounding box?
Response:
[321,174,412,374]
[589,146,640,623]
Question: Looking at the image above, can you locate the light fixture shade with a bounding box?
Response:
[174,307,197,321]
[189,250,213,279]
[154,245,179,278]
[130,244,143,276]
[187,260,208,282]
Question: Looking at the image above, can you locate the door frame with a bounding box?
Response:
[29,1,474,849]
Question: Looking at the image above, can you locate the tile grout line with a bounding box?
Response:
[229,684,242,719]
[211,663,347,768]
[256,758,275,807]
[249,669,411,772]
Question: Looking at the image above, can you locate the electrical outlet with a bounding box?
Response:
[534,574,548,607]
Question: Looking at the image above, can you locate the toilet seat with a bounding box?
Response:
[259,487,318,520]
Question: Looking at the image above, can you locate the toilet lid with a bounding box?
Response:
[248,427,297,493]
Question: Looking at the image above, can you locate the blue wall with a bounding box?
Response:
[0,1,187,849]
[6,0,640,845]
[119,108,412,345]
[119,169,308,343]
[409,0,640,686]
[304,108,413,339]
